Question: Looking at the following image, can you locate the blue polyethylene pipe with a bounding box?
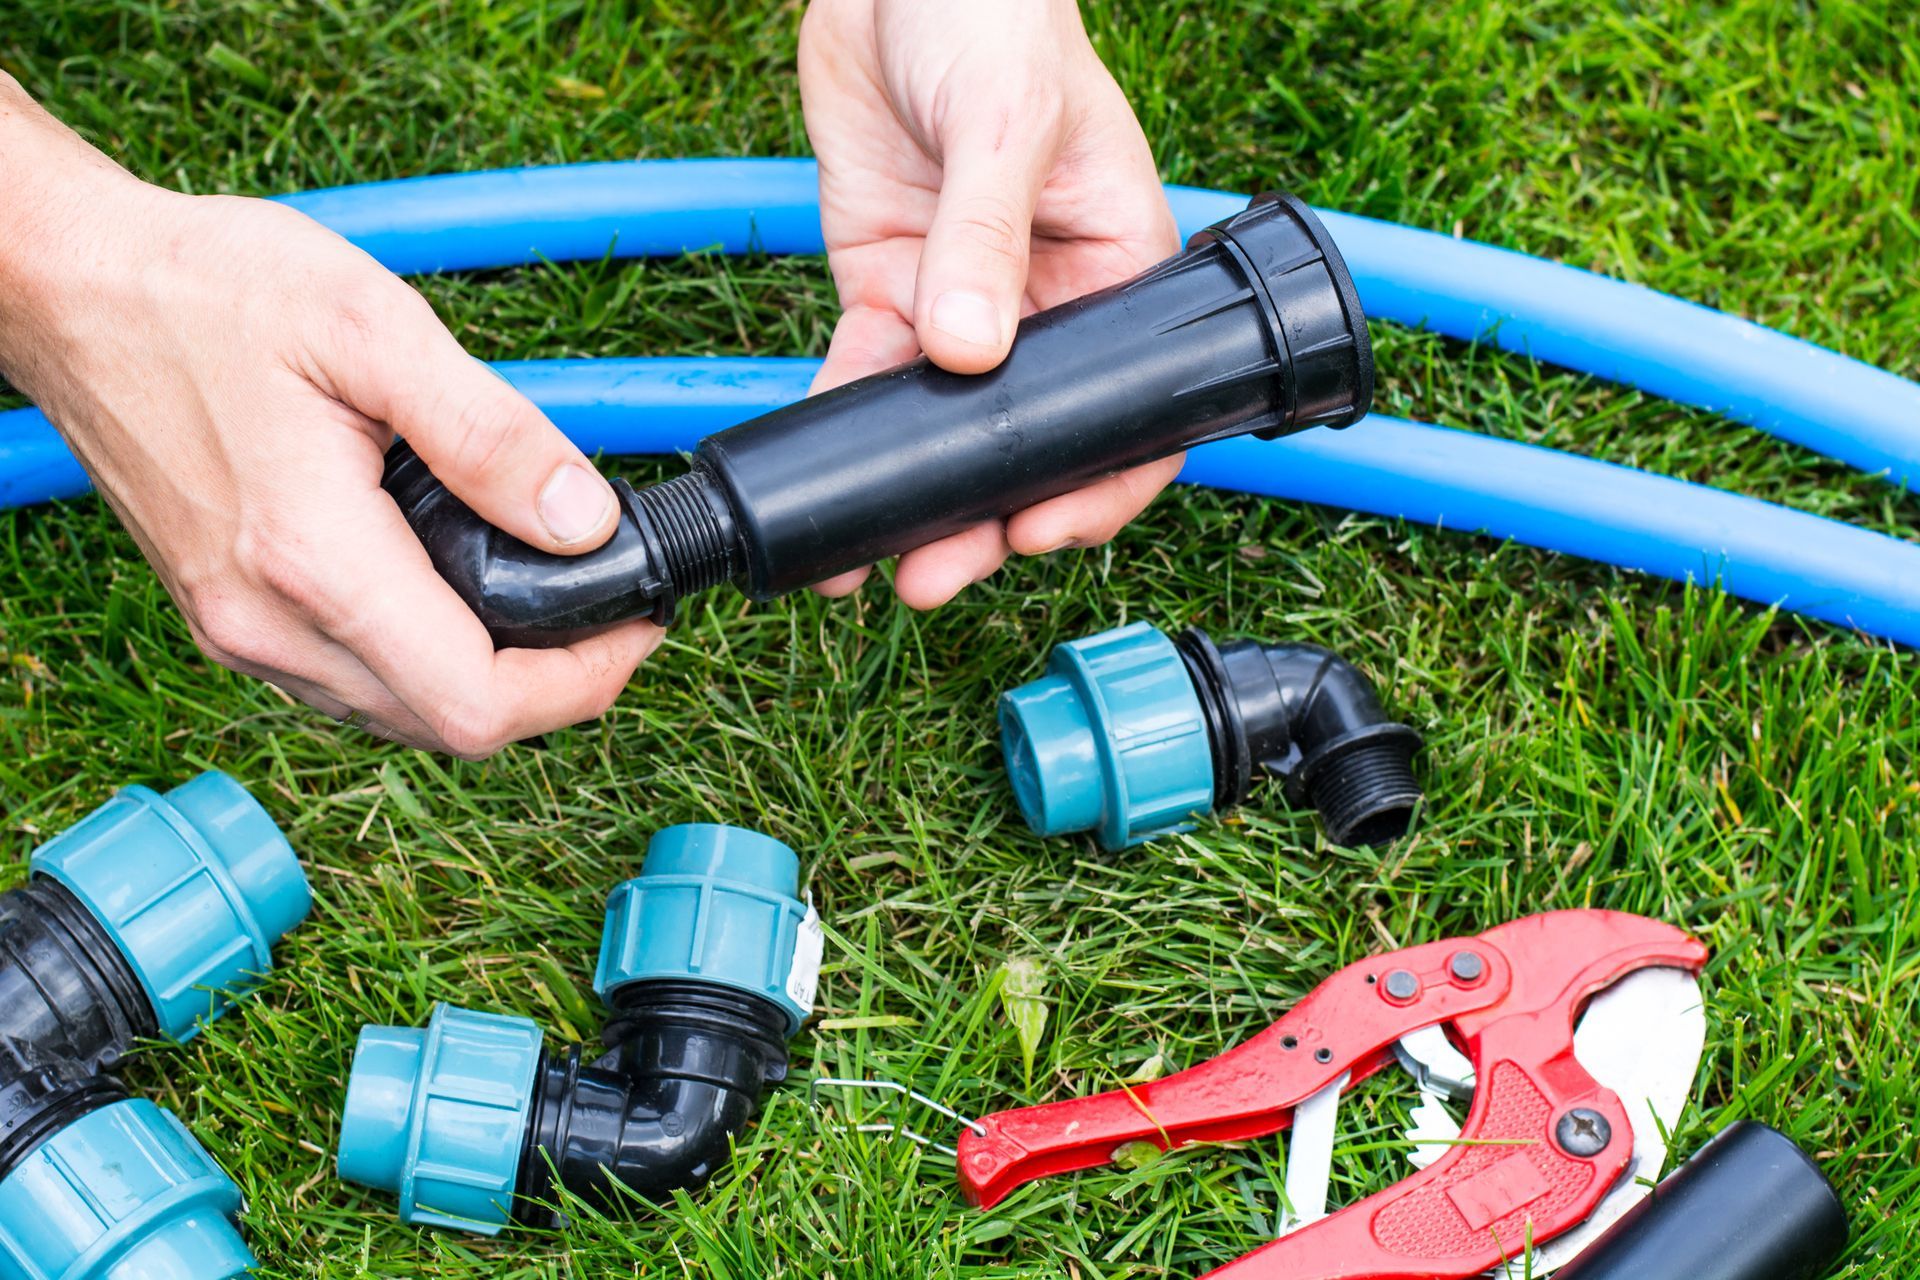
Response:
[4,358,1914,644]
[274,159,1920,486]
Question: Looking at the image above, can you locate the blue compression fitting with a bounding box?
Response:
[264,159,1920,484]
[4,356,1918,645]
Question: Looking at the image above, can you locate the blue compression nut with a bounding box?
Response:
[999,622,1215,851]
[594,824,815,1036]
[29,772,312,1043]
[336,1002,542,1235]
[0,1097,254,1280]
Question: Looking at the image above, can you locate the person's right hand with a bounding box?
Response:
[0,79,657,756]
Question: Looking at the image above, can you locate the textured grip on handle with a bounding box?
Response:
[1201,1057,1628,1280]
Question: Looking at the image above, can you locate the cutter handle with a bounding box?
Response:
[1198,1047,1634,1280]
[958,1028,1323,1208]
[959,934,1517,1208]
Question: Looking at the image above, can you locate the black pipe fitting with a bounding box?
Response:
[0,772,312,1070]
[0,879,155,1073]
[339,824,819,1235]
[1176,628,1423,847]
[516,982,792,1223]
[999,621,1421,849]
[383,192,1375,646]
[0,773,309,1280]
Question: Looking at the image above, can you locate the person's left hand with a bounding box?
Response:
[798,0,1181,608]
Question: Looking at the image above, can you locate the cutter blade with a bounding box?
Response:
[1394,966,1707,1275]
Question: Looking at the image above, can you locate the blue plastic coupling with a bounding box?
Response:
[336,1002,543,1235]
[0,1097,254,1280]
[29,771,313,1043]
[594,824,819,1037]
[998,622,1216,851]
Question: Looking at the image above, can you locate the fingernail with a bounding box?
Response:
[930,290,1004,349]
[538,463,614,545]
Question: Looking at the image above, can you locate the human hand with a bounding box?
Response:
[798,0,1181,608]
[0,79,656,756]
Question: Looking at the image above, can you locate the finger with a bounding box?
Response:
[1005,454,1186,556]
[812,301,922,394]
[316,278,619,554]
[197,616,444,750]
[892,520,1013,610]
[812,566,872,598]
[913,119,1061,374]
[301,494,661,757]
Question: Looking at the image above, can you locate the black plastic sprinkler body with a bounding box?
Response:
[384,193,1374,647]
[1555,1121,1848,1280]
[998,622,1421,850]
[339,824,820,1234]
[0,774,311,1280]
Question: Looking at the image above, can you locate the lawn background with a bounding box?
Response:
[1,1,1916,1276]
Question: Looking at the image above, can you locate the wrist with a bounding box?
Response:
[0,74,155,388]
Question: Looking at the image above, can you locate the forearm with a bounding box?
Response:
[0,72,148,393]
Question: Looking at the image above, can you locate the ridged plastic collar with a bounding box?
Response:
[999,622,1217,850]
[29,772,312,1043]
[336,1003,542,1235]
[594,825,814,1036]
[0,1098,254,1280]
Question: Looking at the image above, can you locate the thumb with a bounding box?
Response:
[330,289,619,555]
[913,130,1054,374]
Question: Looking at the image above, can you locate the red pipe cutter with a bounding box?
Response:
[956,909,1709,1279]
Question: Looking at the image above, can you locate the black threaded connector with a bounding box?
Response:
[628,468,740,612]
[1294,726,1423,848]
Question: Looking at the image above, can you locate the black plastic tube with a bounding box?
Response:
[384,192,1374,646]
[1555,1121,1848,1280]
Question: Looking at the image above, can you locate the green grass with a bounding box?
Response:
[1,1,1917,1275]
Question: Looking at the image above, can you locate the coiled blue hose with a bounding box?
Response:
[266,159,1920,484]
[1,161,1916,644]
[12,357,1916,643]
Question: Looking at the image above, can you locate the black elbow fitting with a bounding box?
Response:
[999,622,1421,850]
[0,879,155,1073]
[514,981,791,1223]
[0,1038,256,1279]
[0,772,311,1280]
[338,824,818,1234]
[0,772,311,1070]
[383,192,1374,647]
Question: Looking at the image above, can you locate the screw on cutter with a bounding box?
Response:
[809,1078,987,1158]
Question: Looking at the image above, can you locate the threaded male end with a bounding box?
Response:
[629,470,740,620]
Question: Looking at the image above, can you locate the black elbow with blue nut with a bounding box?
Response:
[337,823,820,1233]
[999,622,1422,849]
